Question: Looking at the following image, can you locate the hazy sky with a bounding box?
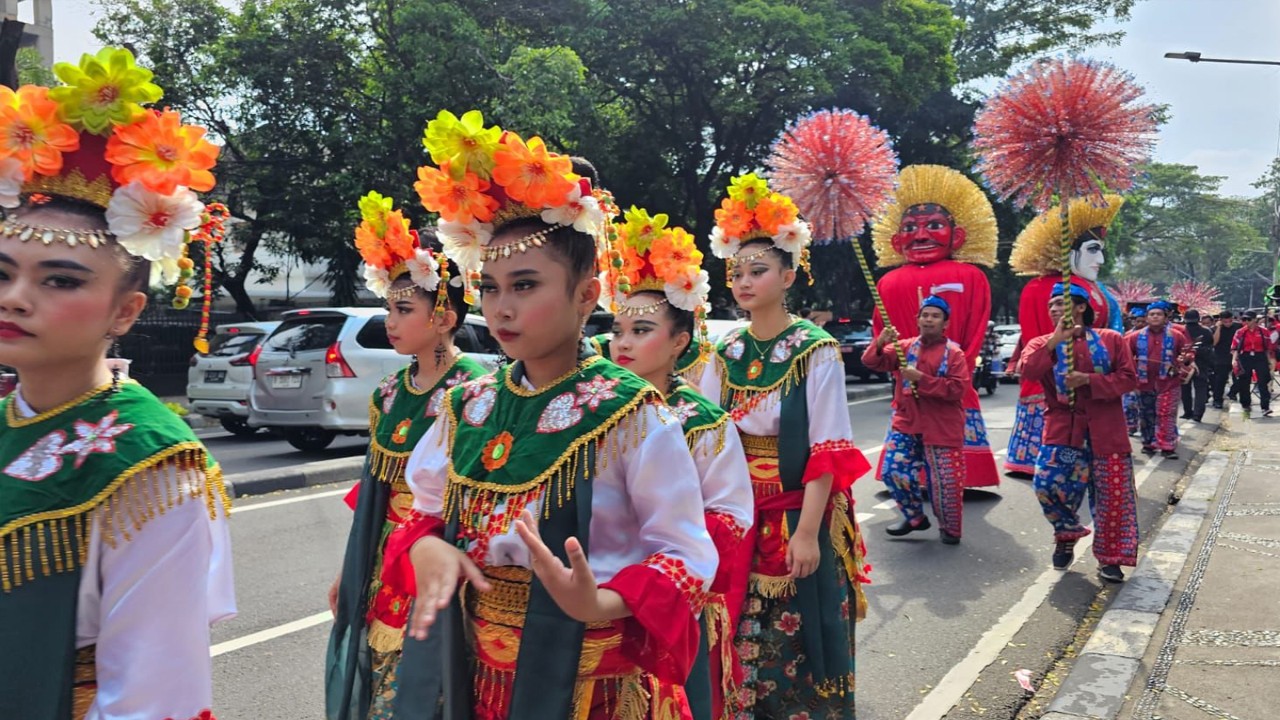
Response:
[39,0,1280,198]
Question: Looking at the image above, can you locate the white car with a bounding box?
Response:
[187,321,280,436]
[249,308,500,452]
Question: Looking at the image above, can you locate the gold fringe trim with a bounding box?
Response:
[0,443,229,593]
[366,440,411,485]
[442,389,660,535]
[829,492,869,623]
[813,671,857,700]
[684,415,728,457]
[615,673,652,720]
[366,617,405,654]
[718,341,838,412]
[748,573,796,599]
[703,595,740,706]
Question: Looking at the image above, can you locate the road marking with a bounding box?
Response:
[904,452,1164,720]
[864,444,884,456]
[210,611,331,657]
[873,499,896,510]
[848,394,891,407]
[855,512,876,523]
[233,487,352,513]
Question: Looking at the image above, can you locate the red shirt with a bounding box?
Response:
[1020,329,1137,455]
[1126,327,1190,392]
[862,335,970,447]
[1232,326,1272,355]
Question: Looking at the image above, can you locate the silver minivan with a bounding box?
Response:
[249,308,499,451]
[187,321,279,436]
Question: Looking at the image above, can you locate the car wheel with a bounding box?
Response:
[219,417,258,437]
[284,428,337,452]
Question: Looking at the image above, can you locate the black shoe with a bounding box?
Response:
[1052,540,1077,570]
[1179,413,1192,420]
[1162,450,1178,459]
[1142,446,1157,456]
[1212,402,1223,409]
[939,530,960,545]
[1099,564,1126,583]
[1265,409,1274,418]
[886,516,931,536]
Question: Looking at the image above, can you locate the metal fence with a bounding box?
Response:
[120,306,241,398]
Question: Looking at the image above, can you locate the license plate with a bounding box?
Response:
[204,370,226,383]
[270,374,302,389]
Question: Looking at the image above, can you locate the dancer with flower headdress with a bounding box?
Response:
[382,110,716,720]
[870,165,1002,489]
[0,48,234,720]
[600,207,753,720]
[701,173,870,719]
[325,193,487,720]
[1021,283,1138,582]
[1006,196,1126,476]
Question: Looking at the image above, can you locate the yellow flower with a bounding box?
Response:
[727,173,769,209]
[358,190,394,235]
[49,47,162,135]
[422,110,501,181]
[621,205,668,253]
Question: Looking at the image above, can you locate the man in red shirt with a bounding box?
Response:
[1021,283,1138,582]
[1231,310,1274,419]
[863,295,970,544]
[1127,300,1191,458]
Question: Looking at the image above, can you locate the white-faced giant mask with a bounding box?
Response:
[1071,238,1105,282]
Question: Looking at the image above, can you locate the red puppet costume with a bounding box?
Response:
[871,165,1001,488]
[1006,196,1126,475]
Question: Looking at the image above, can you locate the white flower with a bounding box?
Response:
[437,220,491,274]
[596,270,616,311]
[362,264,391,298]
[149,256,182,287]
[541,183,603,236]
[772,220,811,257]
[0,157,23,209]
[105,182,203,262]
[405,248,441,292]
[709,225,739,260]
[664,268,710,312]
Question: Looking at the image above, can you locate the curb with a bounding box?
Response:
[225,456,364,498]
[1041,449,1231,720]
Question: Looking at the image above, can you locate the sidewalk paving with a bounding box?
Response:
[1042,404,1280,720]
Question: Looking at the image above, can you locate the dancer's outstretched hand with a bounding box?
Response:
[514,509,627,623]
[407,536,490,641]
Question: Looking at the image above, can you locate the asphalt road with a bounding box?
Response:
[196,428,369,475]
[208,383,1203,720]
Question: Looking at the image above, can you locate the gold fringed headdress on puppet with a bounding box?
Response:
[1010,194,1124,277]
[413,110,612,300]
[0,47,225,350]
[603,205,712,360]
[354,190,456,317]
[707,173,814,284]
[870,164,998,268]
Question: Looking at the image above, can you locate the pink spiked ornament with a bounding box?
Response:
[1110,279,1157,309]
[767,109,899,242]
[1168,279,1224,316]
[973,58,1159,211]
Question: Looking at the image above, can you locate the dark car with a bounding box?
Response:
[825,319,889,382]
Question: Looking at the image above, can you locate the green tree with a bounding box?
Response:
[15,47,54,86]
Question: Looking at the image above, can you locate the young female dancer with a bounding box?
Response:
[383,111,717,719]
[325,193,487,720]
[0,48,234,719]
[605,209,753,719]
[702,174,871,719]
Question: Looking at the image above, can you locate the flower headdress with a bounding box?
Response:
[414,110,608,302]
[354,191,457,316]
[604,205,712,358]
[1011,195,1124,276]
[0,47,225,349]
[708,173,813,283]
[870,165,998,268]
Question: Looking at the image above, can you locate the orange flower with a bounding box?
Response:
[714,197,754,239]
[0,85,80,179]
[106,109,219,194]
[482,431,515,471]
[491,134,574,208]
[354,220,392,268]
[753,193,799,235]
[651,228,703,282]
[618,243,646,284]
[414,163,498,224]
[391,419,413,445]
[383,210,416,262]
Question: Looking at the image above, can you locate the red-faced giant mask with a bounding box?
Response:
[890,203,968,265]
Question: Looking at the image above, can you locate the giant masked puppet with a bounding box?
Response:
[1004,196,1125,474]
[871,165,1000,488]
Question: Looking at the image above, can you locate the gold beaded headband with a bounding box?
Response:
[386,285,419,302]
[729,245,775,268]
[616,296,670,317]
[0,216,111,249]
[479,226,556,263]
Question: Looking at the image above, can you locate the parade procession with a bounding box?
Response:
[3,2,1280,720]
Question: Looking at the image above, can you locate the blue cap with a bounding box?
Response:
[919,294,951,318]
[1148,299,1174,313]
[1051,282,1090,301]
[1130,307,1147,317]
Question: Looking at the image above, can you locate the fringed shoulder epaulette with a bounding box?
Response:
[715,320,840,416]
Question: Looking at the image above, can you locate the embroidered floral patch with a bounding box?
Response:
[643,552,710,613]
[574,375,620,411]
[463,386,497,427]
[537,392,584,433]
[426,388,447,418]
[669,399,700,424]
[746,359,764,379]
[378,374,400,414]
[482,431,514,471]
[4,430,68,482]
[725,337,745,360]
[391,419,413,444]
[61,411,134,468]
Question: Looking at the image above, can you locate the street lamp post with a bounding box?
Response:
[1164,51,1280,67]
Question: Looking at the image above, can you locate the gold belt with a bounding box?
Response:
[740,432,779,459]
[469,565,612,630]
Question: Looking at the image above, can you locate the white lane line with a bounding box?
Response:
[904,452,1163,720]
[233,486,352,513]
[873,500,896,511]
[210,611,331,657]
[848,394,891,407]
[855,512,876,523]
[864,444,884,456]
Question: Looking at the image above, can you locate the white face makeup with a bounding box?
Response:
[1070,238,1105,282]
